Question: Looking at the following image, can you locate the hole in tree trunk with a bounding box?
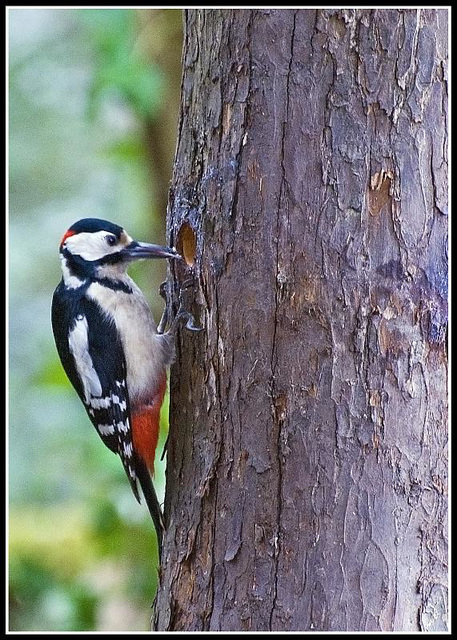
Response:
[176,222,197,266]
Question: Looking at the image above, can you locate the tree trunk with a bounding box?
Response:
[155,8,448,632]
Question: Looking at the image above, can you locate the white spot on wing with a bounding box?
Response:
[112,395,127,412]
[98,423,115,435]
[90,396,111,409]
[68,316,102,401]
[123,442,133,457]
[117,421,129,433]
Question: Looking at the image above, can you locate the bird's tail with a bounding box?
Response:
[135,454,164,556]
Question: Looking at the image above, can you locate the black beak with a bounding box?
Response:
[121,241,181,261]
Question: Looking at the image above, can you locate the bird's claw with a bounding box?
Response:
[157,278,203,335]
[176,309,203,333]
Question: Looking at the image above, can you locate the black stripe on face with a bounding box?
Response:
[92,277,133,294]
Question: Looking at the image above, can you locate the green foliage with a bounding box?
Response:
[9,502,160,631]
[9,506,97,631]
[9,554,98,631]
[77,9,164,120]
[9,7,180,632]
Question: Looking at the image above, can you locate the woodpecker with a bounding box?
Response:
[51,218,190,555]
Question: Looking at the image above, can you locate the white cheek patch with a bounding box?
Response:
[68,315,103,401]
[64,230,123,262]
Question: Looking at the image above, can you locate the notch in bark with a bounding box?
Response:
[176,222,197,267]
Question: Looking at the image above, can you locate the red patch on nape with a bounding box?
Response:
[60,229,77,246]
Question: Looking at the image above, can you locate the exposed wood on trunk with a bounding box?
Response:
[154,8,448,632]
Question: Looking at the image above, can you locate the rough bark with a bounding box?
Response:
[155,8,448,632]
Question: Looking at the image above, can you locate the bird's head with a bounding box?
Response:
[59,218,180,285]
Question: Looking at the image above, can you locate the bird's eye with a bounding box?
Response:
[106,235,117,246]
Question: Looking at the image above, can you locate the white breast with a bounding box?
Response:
[87,278,171,405]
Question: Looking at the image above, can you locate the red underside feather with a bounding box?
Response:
[131,372,167,474]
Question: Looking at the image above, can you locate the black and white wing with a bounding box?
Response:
[51,283,139,500]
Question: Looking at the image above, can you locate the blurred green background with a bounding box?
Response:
[8,8,183,631]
